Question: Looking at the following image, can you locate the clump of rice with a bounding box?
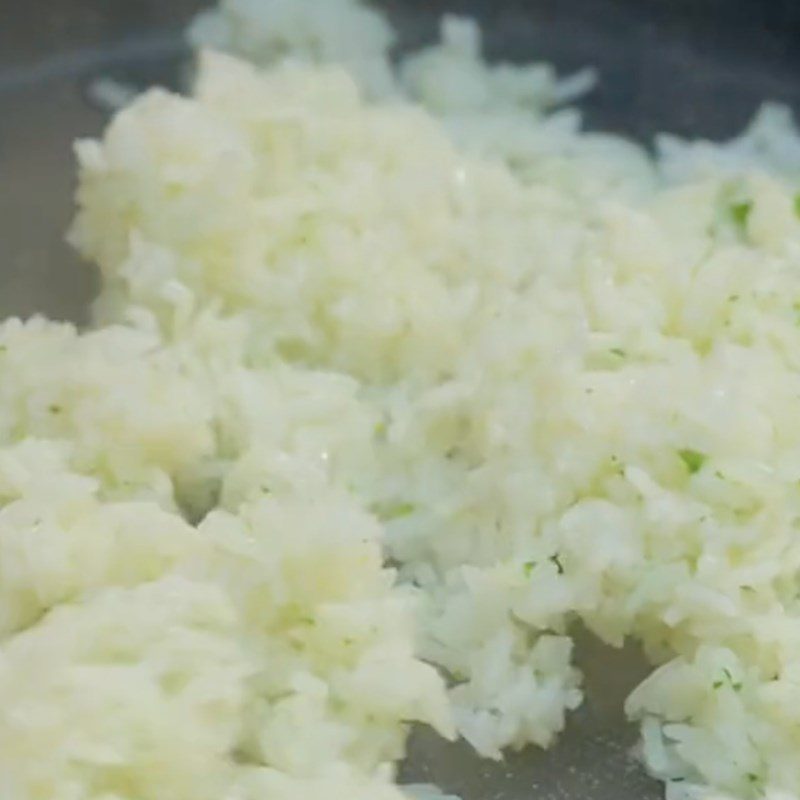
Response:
[0,433,452,799]
[0,317,215,509]
[187,0,397,98]
[6,0,800,799]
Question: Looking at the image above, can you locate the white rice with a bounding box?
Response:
[1,212,454,798]
[6,0,800,799]
[188,0,397,98]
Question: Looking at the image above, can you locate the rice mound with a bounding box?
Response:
[0,430,452,799]
[5,1,800,799]
[0,302,452,795]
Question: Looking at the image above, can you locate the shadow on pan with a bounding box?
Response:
[1,1,799,798]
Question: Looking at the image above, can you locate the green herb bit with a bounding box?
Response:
[380,501,416,520]
[730,200,752,228]
[795,194,800,218]
[609,455,625,475]
[679,448,707,475]
[713,667,742,691]
[48,404,62,415]
[550,554,565,575]
[523,561,536,578]
[610,347,626,358]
